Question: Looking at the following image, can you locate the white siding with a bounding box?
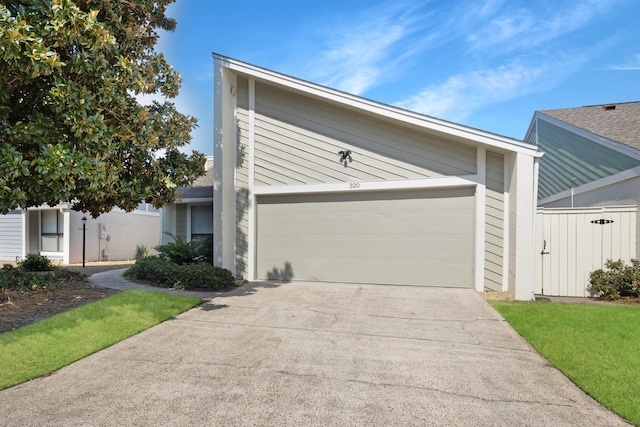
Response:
[535,206,636,297]
[0,210,23,261]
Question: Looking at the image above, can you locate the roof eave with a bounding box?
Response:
[213,53,540,157]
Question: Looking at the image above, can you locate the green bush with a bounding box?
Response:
[0,268,56,291]
[156,234,210,265]
[589,259,640,300]
[124,256,235,291]
[18,254,55,272]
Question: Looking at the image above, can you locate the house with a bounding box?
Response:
[0,203,160,265]
[160,156,214,244]
[524,102,640,296]
[524,102,640,255]
[212,54,541,300]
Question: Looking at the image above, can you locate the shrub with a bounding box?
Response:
[0,268,56,291]
[135,244,151,260]
[18,254,55,272]
[124,256,235,291]
[156,234,210,265]
[589,259,640,300]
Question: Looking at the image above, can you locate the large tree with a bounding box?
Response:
[0,0,205,217]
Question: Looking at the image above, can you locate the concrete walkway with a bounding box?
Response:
[0,273,629,426]
[86,268,224,299]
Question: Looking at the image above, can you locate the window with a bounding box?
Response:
[190,205,213,242]
[41,210,64,252]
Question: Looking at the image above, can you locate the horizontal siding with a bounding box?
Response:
[536,119,640,199]
[0,210,23,260]
[484,152,504,291]
[254,83,476,186]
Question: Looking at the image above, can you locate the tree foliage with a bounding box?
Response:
[0,0,205,216]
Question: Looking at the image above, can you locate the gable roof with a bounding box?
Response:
[539,101,640,151]
[177,167,213,200]
[214,53,540,157]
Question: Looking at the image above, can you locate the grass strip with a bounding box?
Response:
[0,290,200,390]
[490,301,640,426]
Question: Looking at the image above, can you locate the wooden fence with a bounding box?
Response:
[535,206,637,297]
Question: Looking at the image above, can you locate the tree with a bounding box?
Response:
[0,0,205,217]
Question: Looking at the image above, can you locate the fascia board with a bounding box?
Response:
[214,54,539,157]
[537,113,640,161]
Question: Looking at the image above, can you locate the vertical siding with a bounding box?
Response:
[235,76,250,278]
[176,205,187,238]
[536,206,637,296]
[0,210,23,260]
[254,83,476,187]
[28,210,39,254]
[484,152,505,291]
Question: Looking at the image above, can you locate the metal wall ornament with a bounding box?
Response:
[338,149,352,166]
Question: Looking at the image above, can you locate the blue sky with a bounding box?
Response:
[155,0,640,155]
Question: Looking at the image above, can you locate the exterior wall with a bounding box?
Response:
[67,209,160,263]
[175,204,187,239]
[233,76,480,280]
[507,152,537,300]
[236,77,250,277]
[160,205,176,244]
[253,83,477,187]
[27,210,39,254]
[214,55,540,299]
[484,152,505,291]
[0,210,23,261]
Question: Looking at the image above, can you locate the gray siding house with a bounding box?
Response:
[524,101,640,254]
[160,157,214,244]
[213,54,541,300]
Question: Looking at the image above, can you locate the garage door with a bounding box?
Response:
[256,187,475,287]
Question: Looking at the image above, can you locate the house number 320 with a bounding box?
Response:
[349,182,360,189]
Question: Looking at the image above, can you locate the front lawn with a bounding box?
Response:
[490,301,640,426]
[0,290,200,390]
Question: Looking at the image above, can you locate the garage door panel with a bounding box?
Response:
[257,188,475,287]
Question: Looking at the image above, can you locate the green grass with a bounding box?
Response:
[490,301,640,425]
[0,290,200,390]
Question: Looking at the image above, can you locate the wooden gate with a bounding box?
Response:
[535,206,637,297]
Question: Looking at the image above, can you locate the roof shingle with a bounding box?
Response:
[540,101,640,151]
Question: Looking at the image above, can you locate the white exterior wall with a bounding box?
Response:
[68,209,160,264]
[0,210,23,261]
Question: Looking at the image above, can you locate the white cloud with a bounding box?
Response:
[466,0,617,52]
[607,53,640,70]
[304,2,427,95]
[395,54,587,122]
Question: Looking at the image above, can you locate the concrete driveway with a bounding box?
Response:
[0,282,628,426]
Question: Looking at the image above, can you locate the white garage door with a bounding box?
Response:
[256,188,475,287]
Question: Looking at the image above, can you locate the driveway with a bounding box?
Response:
[0,282,628,426]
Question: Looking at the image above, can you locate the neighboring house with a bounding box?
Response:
[524,102,639,297]
[524,101,640,255]
[213,54,541,300]
[160,156,213,245]
[0,203,160,264]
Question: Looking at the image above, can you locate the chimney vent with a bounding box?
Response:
[602,104,616,111]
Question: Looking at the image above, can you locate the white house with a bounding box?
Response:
[212,54,541,300]
[0,203,160,264]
